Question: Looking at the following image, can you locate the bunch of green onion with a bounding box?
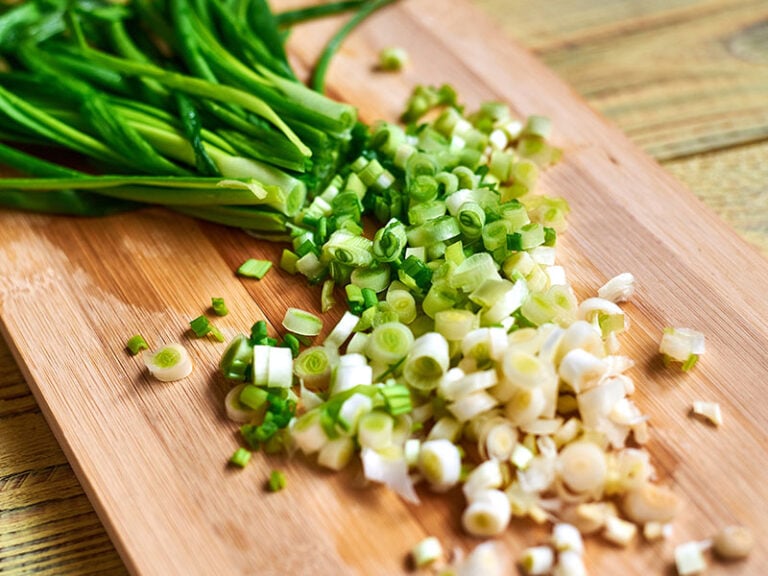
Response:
[0,0,396,238]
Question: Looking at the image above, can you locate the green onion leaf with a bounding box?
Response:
[237,259,273,279]
[126,334,149,355]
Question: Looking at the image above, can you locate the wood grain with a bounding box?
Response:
[1,0,767,574]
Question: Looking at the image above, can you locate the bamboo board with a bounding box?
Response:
[1,1,767,574]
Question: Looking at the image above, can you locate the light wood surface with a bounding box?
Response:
[2,1,767,574]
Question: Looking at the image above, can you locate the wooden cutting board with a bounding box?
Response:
[1,1,767,574]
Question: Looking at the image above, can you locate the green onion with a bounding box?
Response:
[126,334,149,355]
[450,252,500,293]
[282,308,323,337]
[357,410,395,449]
[250,321,269,345]
[507,222,546,251]
[281,333,302,358]
[366,322,414,365]
[280,249,299,274]
[378,383,413,416]
[219,334,253,381]
[351,266,391,293]
[211,297,229,316]
[400,256,433,291]
[229,447,252,468]
[237,259,273,279]
[239,385,269,411]
[323,230,374,267]
[457,201,485,239]
[378,46,408,71]
[321,279,336,312]
[372,218,408,262]
[385,288,417,324]
[294,346,338,392]
[189,315,225,342]
[403,332,450,391]
[268,469,287,492]
[144,343,193,382]
[361,287,379,310]
[434,309,477,341]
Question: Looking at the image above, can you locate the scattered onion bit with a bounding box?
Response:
[712,525,754,560]
[410,536,443,568]
[267,470,287,492]
[143,343,192,382]
[691,400,723,427]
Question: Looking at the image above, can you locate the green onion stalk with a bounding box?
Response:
[0,0,378,229]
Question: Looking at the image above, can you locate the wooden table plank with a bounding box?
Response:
[1,0,767,574]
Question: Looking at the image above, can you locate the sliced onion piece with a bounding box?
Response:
[361,446,420,504]
[558,348,608,394]
[557,440,607,495]
[448,391,498,422]
[440,369,498,401]
[462,489,511,536]
[224,383,257,423]
[404,332,450,391]
[143,343,192,382]
[418,438,462,492]
[366,321,414,365]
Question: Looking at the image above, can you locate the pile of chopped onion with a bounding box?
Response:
[209,90,745,574]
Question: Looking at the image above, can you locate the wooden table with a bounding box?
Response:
[1,1,766,574]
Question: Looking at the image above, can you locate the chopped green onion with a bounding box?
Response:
[325,311,361,349]
[229,447,252,468]
[317,436,355,471]
[385,288,417,324]
[268,470,287,492]
[237,259,273,279]
[282,307,323,336]
[239,385,269,411]
[361,287,379,310]
[450,252,500,293]
[323,230,374,267]
[357,410,395,449]
[280,249,299,274]
[126,334,149,355]
[281,333,301,358]
[189,315,225,342]
[418,438,462,492]
[411,536,444,568]
[400,255,433,291]
[294,346,338,392]
[379,383,413,416]
[462,489,511,536]
[404,332,450,391]
[351,266,391,293]
[250,321,269,345]
[211,297,229,316]
[345,284,366,314]
[219,334,253,381]
[457,201,486,239]
[659,327,705,370]
[507,222,546,251]
[226,386,255,425]
[378,46,409,71]
[267,346,294,388]
[366,322,414,365]
[321,279,336,312]
[144,343,193,382]
[522,115,552,139]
